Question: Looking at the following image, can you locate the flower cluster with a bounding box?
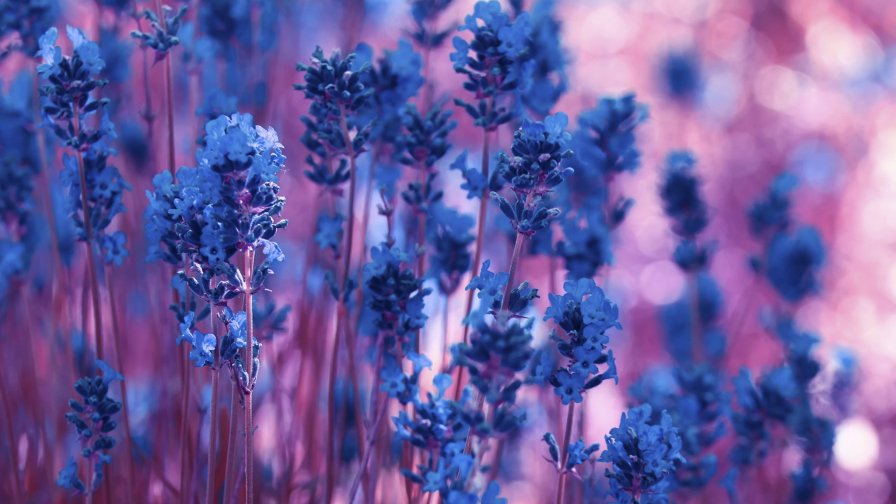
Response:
[630,366,728,490]
[297,47,372,267]
[659,151,708,240]
[147,113,287,270]
[38,26,131,266]
[657,152,727,363]
[393,374,506,502]
[453,260,536,431]
[297,47,372,161]
[521,0,568,117]
[363,246,430,352]
[492,113,572,236]
[748,173,825,303]
[451,0,533,131]
[146,113,286,397]
[556,94,648,278]
[360,246,432,405]
[354,40,424,146]
[764,227,826,303]
[543,278,620,405]
[57,361,123,495]
[130,4,188,59]
[397,104,456,219]
[408,0,454,49]
[660,50,701,103]
[427,203,475,295]
[728,319,838,502]
[0,0,56,57]
[0,76,40,297]
[600,404,685,503]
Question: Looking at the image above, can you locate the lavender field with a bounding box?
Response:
[0,0,893,502]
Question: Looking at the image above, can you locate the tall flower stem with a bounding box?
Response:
[325,120,367,504]
[347,347,386,503]
[414,161,428,354]
[164,52,176,176]
[0,354,21,504]
[106,278,137,497]
[206,307,220,504]
[501,232,525,312]
[222,382,239,504]
[72,104,105,362]
[454,130,491,401]
[243,249,256,504]
[555,401,576,504]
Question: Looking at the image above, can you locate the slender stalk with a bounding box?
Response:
[454,130,491,401]
[347,348,385,503]
[414,162,428,354]
[325,119,367,504]
[179,346,192,504]
[0,357,21,504]
[72,104,105,361]
[164,35,176,175]
[500,232,525,312]
[222,382,239,504]
[244,249,256,504]
[555,402,576,504]
[30,68,63,282]
[86,456,93,504]
[106,279,137,497]
[206,307,221,504]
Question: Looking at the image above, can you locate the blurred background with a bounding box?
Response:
[2,0,896,502]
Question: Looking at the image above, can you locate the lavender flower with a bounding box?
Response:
[492,113,572,236]
[57,361,123,495]
[544,278,620,404]
[409,0,454,49]
[660,50,701,103]
[556,94,648,278]
[600,404,685,503]
[0,0,56,58]
[393,373,507,502]
[451,0,533,131]
[0,75,40,297]
[354,40,425,146]
[38,26,131,266]
[130,4,188,60]
[630,366,728,490]
[521,0,568,117]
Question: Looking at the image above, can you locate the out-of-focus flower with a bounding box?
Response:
[58,362,123,495]
[130,4,188,60]
[764,226,826,303]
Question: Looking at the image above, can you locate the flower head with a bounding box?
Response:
[659,151,707,239]
[600,404,685,503]
[451,1,533,131]
[764,226,825,303]
[544,279,620,403]
[130,4,188,60]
